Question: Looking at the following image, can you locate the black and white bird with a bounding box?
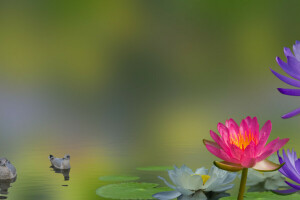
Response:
[49,154,71,169]
[0,158,17,180]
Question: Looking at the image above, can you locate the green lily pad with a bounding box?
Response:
[221,192,300,199]
[136,166,173,171]
[99,175,140,182]
[96,182,172,199]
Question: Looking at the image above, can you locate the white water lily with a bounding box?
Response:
[153,165,237,200]
[246,154,287,192]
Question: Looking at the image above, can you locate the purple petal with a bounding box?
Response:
[278,88,300,96]
[276,57,300,80]
[282,107,300,119]
[287,149,298,163]
[285,180,300,190]
[280,149,300,183]
[277,150,284,164]
[278,151,289,177]
[293,42,300,61]
[282,149,297,171]
[272,188,299,194]
[287,56,300,73]
[292,149,298,161]
[284,47,294,58]
[295,159,300,174]
[271,68,300,87]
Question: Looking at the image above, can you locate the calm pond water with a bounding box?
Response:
[0,129,232,200]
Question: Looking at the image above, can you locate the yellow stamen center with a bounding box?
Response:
[230,130,257,150]
[201,175,210,185]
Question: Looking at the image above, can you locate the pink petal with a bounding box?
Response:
[273,138,290,152]
[259,120,272,141]
[228,124,238,139]
[217,123,232,146]
[241,158,256,168]
[258,138,289,161]
[213,161,243,172]
[225,119,239,137]
[253,159,285,172]
[241,141,257,168]
[210,130,228,151]
[203,139,220,148]
[239,119,249,138]
[204,140,233,162]
[225,118,239,130]
[249,117,259,139]
[256,149,274,162]
[245,116,252,126]
[227,143,243,161]
[217,123,229,139]
[260,138,280,154]
[256,120,272,152]
[244,141,256,157]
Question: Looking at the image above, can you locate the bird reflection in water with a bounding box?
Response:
[0,177,16,199]
[50,166,70,185]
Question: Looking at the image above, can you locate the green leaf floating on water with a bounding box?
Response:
[96,182,172,199]
[136,166,173,171]
[221,192,300,199]
[99,175,140,182]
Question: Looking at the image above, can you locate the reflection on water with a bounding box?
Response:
[50,166,70,182]
[0,177,16,199]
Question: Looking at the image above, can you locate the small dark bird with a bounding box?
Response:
[49,154,71,169]
[0,158,17,179]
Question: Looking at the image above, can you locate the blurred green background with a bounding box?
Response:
[0,0,300,199]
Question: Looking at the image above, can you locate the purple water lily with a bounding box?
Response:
[271,40,300,118]
[273,149,300,194]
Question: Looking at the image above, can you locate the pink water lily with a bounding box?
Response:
[204,116,289,172]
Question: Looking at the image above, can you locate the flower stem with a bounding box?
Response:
[238,168,248,200]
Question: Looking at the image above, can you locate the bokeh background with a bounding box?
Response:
[0,0,300,199]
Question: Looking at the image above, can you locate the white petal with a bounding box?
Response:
[208,165,217,176]
[203,166,236,191]
[195,167,208,175]
[180,172,203,191]
[176,187,194,196]
[168,170,178,185]
[158,176,176,189]
[220,173,237,185]
[153,191,181,200]
[173,169,203,191]
[181,165,194,175]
